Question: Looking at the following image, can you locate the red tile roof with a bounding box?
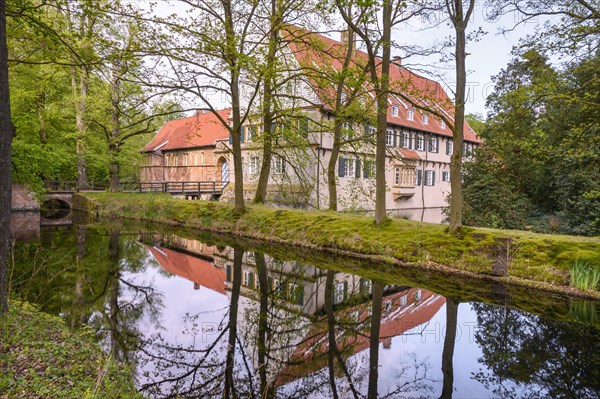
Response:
[142,109,231,152]
[146,245,227,295]
[276,288,445,385]
[399,149,422,160]
[285,28,480,143]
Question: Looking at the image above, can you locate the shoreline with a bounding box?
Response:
[76,192,600,301]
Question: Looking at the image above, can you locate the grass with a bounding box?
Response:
[570,261,600,291]
[78,192,600,297]
[0,301,142,399]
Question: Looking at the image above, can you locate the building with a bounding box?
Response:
[230,28,480,222]
[139,29,480,223]
[140,109,232,185]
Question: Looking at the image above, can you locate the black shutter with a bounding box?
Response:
[416,169,422,186]
[432,171,436,185]
[363,161,368,178]
[228,132,233,144]
[355,159,361,178]
[409,133,413,149]
[240,126,245,143]
[339,158,346,177]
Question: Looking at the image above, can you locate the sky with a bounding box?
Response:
[388,1,546,117]
[142,0,547,118]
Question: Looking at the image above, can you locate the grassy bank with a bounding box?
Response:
[0,301,141,399]
[79,193,600,298]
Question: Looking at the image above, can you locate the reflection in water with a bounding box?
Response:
[10,225,600,398]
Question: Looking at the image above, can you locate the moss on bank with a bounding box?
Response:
[80,192,600,298]
[0,301,141,399]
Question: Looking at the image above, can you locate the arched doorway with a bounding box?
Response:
[218,157,229,183]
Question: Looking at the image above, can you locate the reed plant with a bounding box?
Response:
[569,261,600,291]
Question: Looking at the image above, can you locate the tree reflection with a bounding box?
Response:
[439,298,459,399]
[472,302,600,398]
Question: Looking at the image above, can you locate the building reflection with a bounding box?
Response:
[142,234,445,395]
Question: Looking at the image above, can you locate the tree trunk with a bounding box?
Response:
[223,0,245,214]
[327,131,341,211]
[374,2,392,225]
[440,298,459,399]
[72,65,89,189]
[0,0,14,314]
[367,281,383,399]
[224,247,243,398]
[255,252,274,398]
[324,270,340,399]
[447,0,474,234]
[254,0,278,204]
[109,60,122,192]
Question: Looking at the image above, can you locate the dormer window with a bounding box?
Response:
[440,119,446,129]
[391,105,399,117]
[407,109,415,121]
[422,114,429,124]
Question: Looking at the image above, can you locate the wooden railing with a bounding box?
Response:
[136,181,229,195]
[43,180,229,196]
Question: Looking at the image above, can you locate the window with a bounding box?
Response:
[422,114,429,124]
[386,128,394,146]
[359,278,372,296]
[333,282,346,305]
[363,160,375,178]
[246,125,258,142]
[407,109,415,121]
[440,119,446,129]
[424,170,435,186]
[446,139,453,155]
[394,166,416,187]
[366,125,377,137]
[243,270,255,288]
[273,156,286,174]
[338,157,362,178]
[400,295,407,306]
[415,169,422,186]
[442,170,450,182]
[429,137,439,153]
[391,105,399,117]
[402,132,411,148]
[415,134,425,151]
[345,158,356,177]
[248,157,260,175]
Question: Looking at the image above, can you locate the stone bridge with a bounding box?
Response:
[44,191,75,209]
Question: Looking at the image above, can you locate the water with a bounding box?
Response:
[10,217,600,398]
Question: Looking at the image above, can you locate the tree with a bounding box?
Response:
[143,0,264,213]
[445,0,476,234]
[0,0,13,315]
[336,0,407,225]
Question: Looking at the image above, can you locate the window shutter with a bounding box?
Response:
[416,169,422,186]
[301,118,309,137]
[226,265,231,282]
[282,159,286,174]
[239,126,245,143]
[297,286,304,306]
[432,171,436,185]
[364,125,369,137]
[446,139,450,155]
[338,158,346,177]
[355,159,361,178]
[228,132,233,144]
[363,161,368,178]
[343,281,348,301]
[408,133,413,149]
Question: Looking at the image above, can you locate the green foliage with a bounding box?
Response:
[464,50,600,236]
[569,261,600,291]
[0,301,142,398]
